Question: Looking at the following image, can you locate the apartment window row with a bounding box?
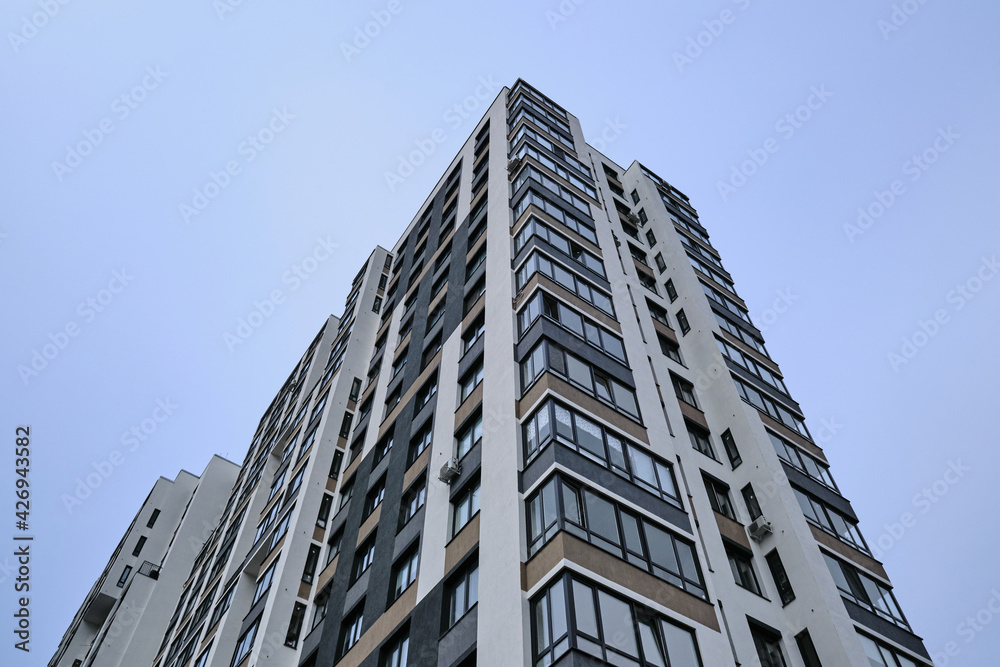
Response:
[516,250,614,316]
[509,92,573,135]
[859,630,923,667]
[658,333,683,364]
[509,81,569,120]
[532,573,703,667]
[687,252,734,289]
[461,313,485,354]
[733,377,810,438]
[408,421,433,466]
[513,138,594,192]
[824,553,910,630]
[513,164,591,216]
[795,487,868,554]
[717,337,789,394]
[520,339,639,420]
[456,412,483,459]
[446,558,479,627]
[666,207,711,244]
[702,282,752,324]
[715,312,769,356]
[452,477,481,536]
[522,398,680,505]
[514,217,605,278]
[513,188,598,244]
[509,106,574,151]
[769,431,837,490]
[526,473,706,599]
[517,290,626,363]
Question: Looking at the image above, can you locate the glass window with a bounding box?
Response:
[447,561,479,627]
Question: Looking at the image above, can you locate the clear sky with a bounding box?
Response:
[2,0,998,664]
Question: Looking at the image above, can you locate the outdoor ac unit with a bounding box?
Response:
[507,157,522,173]
[748,516,773,541]
[627,212,640,225]
[439,458,462,484]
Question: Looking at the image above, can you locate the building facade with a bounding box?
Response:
[54,80,930,667]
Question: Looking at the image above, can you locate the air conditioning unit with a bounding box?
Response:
[748,516,773,541]
[627,212,640,225]
[507,157,522,173]
[439,458,462,484]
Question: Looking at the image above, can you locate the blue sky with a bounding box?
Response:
[2,0,998,664]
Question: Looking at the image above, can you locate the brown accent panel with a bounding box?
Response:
[403,448,430,489]
[511,204,603,257]
[693,268,747,310]
[445,513,480,573]
[718,331,782,377]
[337,436,349,450]
[428,283,448,315]
[356,505,382,547]
[466,234,487,264]
[758,413,827,463]
[341,452,364,489]
[376,312,391,342]
[315,555,339,596]
[378,349,442,439]
[522,533,720,631]
[517,375,648,444]
[633,259,656,283]
[515,273,621,333]
[326,476,339,493]
[454,386,483,428]
[313,525,326,543]
[652,318,678,343]
[678,401,709,430]
[393,330,412,362]
[810,524,889,580]
[714,513,751,550]
[337,579,419,667]
[298,580,312,600]
[461,304,486,332]
[360,376,379,407]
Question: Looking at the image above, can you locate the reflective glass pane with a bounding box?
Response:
[598,592,638,657]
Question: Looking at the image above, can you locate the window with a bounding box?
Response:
[352,532,377,583]
[654,252,666,272]
[338,477,354,510]
[823,553,910,629]
[253,557,279,605]
[384,387,402,417]
[231,620,258,666]
[131,536,146,557]
[285,602,307,648]
[733,378,810,438]
[671,374,697,407]
[391,350,408,379]
[647,299,669,326]
[329,450,344,479]
[193,641,213,667]
[522,398,680,505]
[209,584,236,629]
[465,243,487,282]
[372,433,392,465]
[742,484,763,521]
[446,559,479,627]
[316,494,333,529]
[687,423,715,459]
[286,467,305,500]
[372,296,382,313]
[630,189,640,204]
[349,377,362,402]
[857,631,920,667]
[525,474,707,599]
[664,279,677,302]
[456,412,482,459]
[517,291,626,362]
[658,333,682,364]
[311,391,330,423]
[765,550,795,605]
[462,314,485,353]
[531,573,703,667]
[298,426,317,460]
[795,630,823,667]
[302,544,321,584]
[326,528,343,565]
[645,229,657,246]
[769,431,836,489]
[337,601,365,658]
[795,488,868,553]
[452,479,481,535]
[147,509,160,528]
[267,469,287,502]
[750,622,788,667]
[363,477,386,517]
[721,429,742,468]
[400,476,427,526]
[677,309,690,334]
[464,275,486,315]
[381,629,409,667]
[513,217,606,277]
[408,422,432,465]
[727,544,762,595]
[515,251,614,315]
[459,358,484,403]
[116,566,131,587]
[414,372,438,413]
[391,545,420,600]
[704,476,737,520]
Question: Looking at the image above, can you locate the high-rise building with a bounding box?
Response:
[54,79,930,667]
